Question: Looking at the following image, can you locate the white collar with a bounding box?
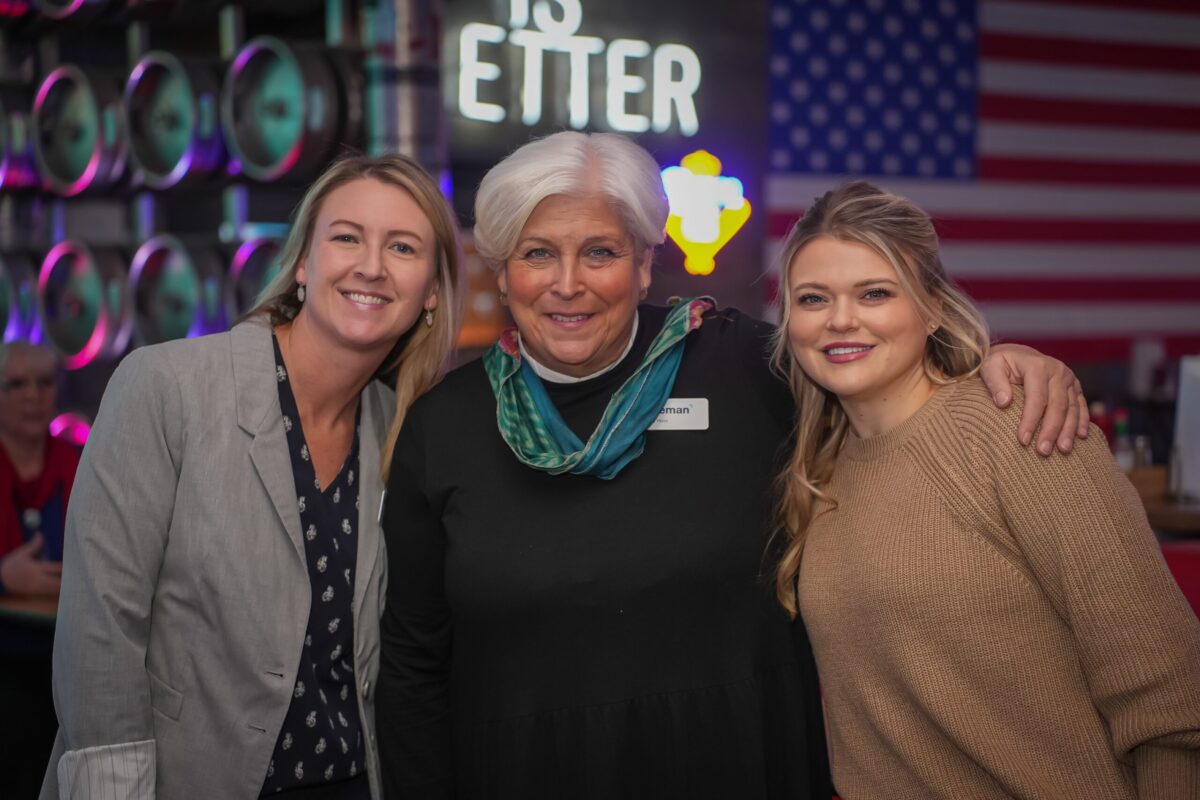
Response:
[518,314,640,384]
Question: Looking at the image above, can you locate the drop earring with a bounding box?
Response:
[425,309,434,327]
[297,284,306,303]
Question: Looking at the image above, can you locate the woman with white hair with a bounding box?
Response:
[376,131,1089,798]
[0,341,76,599]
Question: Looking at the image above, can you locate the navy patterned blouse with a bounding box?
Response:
[261,337,367,795]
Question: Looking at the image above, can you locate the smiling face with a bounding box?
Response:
[787,237,936,431]
[294,177,439,358]
[0,346,58,443]
[498,193,651,378]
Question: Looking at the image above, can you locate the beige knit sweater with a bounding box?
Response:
[798,378,1200,800]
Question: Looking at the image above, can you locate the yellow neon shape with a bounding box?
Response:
[663,150,751,276]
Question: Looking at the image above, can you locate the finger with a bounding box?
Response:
[1057,382,1079,453]
[978,356,1013,408]
[1037,377,1071,456]
[1016,365,1048,447]
[15,532,44,555]
[1075,379,1090,439]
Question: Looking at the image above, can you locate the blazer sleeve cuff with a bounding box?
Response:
[57,739,156,800]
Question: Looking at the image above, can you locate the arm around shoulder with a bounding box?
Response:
[49,347,186,798]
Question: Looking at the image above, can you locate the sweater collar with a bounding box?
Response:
[839,379,959,462]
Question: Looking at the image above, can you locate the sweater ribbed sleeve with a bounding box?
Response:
[937,382,1200,798]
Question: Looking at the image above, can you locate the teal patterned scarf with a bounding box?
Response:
[483,298,714,480]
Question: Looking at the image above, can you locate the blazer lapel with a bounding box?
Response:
[354,384,385,618]
[231,318,306,564]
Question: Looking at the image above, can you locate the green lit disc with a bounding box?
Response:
[250,55,303,166]
[45,79,100,184]
[144,68,194,170]
[150,251,198,340]
[46,255,102,356]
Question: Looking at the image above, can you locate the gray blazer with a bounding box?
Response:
[40,317,392,800]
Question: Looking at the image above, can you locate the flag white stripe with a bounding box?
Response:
[978,121,1200,164]
[765,176,1200,218]
[980,61,1200,107]
[941,244,1200,277]
[981,1,1200,48]
[979,303,1200,335]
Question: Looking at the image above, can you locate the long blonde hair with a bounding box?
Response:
[247,152,464,480]
[770,181,990,617]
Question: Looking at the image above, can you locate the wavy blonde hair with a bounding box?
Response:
[770,181,990,617]
[247,152,464,480]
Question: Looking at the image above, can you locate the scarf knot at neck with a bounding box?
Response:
[483,298,714,479]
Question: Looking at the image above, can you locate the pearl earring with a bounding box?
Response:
[425,309,434,327]
[297,284,306,303]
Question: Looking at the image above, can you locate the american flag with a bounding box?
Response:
[765,0,1200,362]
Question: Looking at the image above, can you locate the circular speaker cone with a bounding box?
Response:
[227,237,283,317]
[130,235,225,343]
[0,88,38,191]
[33,66,126,196]
[222,37,342,182]
[38,242,131,368]
[1,253,40,342]
[125,52,223,189]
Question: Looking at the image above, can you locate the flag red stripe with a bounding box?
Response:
[991,335,1200,362]
[954,278,1200,302]
[933,217,1200,243]
[978,157,1200,186]
[994,0,1200,14]
[980,32,1200,73]
[979,93,1200,132]
[767,213,1200,242]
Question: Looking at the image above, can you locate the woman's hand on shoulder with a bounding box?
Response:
[979,343,1089,457]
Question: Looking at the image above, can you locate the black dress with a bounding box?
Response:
[377,306,831,799]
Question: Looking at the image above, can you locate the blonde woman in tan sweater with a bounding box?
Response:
[773,180,1200,800]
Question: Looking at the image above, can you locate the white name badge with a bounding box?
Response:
[649,398,709,431]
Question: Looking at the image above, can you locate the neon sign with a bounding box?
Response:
[661,150,751,276]
[458,0,702,135]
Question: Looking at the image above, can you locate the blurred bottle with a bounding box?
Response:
[1133,435,1154,468]
[1090,401,1113,442]
[1112,408,1135,473]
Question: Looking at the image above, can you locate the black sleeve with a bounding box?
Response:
[727,308,796,432]
[377,407,454,798]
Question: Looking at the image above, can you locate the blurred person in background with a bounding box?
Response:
[774,181,1200,799]
[41,153,462,800]
[1,341,81,800]
[0,341,79,598]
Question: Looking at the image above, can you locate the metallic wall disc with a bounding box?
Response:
[125,52,223,189]
[130,235,225,343]
[227,237,283,317]
[1,252,40,342]
[37,241,131,368]
[222,37,343,182]
[33,65,126,196]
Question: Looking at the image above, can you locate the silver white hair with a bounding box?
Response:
[0,341,58,376]
[473,131,668,269]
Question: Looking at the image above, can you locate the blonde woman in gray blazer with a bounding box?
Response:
[41,153,463,800]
